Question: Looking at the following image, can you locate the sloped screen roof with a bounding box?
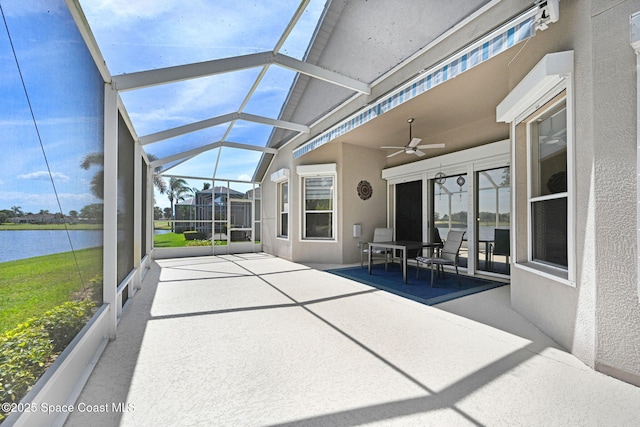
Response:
[80,0,327,182]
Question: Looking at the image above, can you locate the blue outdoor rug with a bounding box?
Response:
[327,263,507,306]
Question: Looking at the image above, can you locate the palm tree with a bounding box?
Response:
[81,152,168,200]
[80,152,104,199]
[167,178,192,231]
[146,154,167,195]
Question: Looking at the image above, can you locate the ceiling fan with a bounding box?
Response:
[380,118,445,158]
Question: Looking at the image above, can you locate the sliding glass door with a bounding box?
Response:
[432,173,468,268]
[395,180,423,258]
[476,167,510,274]
[383,141,511,278]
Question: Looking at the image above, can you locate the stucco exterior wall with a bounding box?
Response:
[509,0,598,367]
[508,0,640,383]
[293,143,344,264]
[263,141,345,264]
[262,140,388,265]
[340,143,389,264]
[261,143,294,261]
[591,0,640,382]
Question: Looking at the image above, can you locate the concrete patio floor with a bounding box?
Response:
[64,253,640,427]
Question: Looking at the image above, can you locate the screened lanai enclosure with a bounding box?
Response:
[14,0,640,425]
[0,0,331,423]
[113,0,330,258]
[170,180,261,253]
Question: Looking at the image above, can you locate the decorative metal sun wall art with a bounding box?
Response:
[357,180,372,200]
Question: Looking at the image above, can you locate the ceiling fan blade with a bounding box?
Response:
[380,146,405,149]
[415,150,426,157]
[386,150,404,158]
[415,143,446,149]
[408,137,422,148]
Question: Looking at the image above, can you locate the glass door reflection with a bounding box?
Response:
[476,167,510,275]
[432,173,468,269]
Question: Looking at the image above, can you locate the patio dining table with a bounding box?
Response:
[367,240,442,284]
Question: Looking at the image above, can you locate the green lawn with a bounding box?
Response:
[153,232,220,248]
[0,248,103,333]
[153,220,172,230]
[153,232,190,247]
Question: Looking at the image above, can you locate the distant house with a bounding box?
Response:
[9,213,69,225]
[174,186,252,239]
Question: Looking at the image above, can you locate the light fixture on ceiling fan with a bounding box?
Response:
[380,118,445,158]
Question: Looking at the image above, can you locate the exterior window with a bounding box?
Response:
[529,103,568,269]
[497,51,574,284]
[303,176,334,239]
[278,181,289,238]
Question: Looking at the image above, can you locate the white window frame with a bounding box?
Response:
[277,180,289,239]
[497,51,575,285]
[270,168,290,240]
[297,164,337,242]
[526,98,570,274]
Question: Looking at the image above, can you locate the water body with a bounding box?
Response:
[437,226,504,242]
[0,230,103,263]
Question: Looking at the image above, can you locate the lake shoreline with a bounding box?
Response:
[0,229,103,263]
[0,224,102,231]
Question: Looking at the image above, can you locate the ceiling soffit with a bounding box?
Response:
[291,5,539,160]
[267,1,495,150]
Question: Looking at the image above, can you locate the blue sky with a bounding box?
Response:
[0,0,324,213]
[0,0,104,215]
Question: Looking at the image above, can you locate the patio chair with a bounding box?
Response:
[415,230,466,287]
[361,227,394,268]
[491,229,510,272]
[429,227,443,256]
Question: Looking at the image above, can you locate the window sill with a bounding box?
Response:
[301,238,337,243]
[514,262,575,287]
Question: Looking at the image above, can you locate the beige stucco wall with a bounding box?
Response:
[339,143,389,264]
[292,143,343,263]
[260,143,294,261]
[509,0,598,367]
[508,0,640,383]
[591,0,640,382]
[262,141,387,265]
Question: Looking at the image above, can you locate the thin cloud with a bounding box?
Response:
[89,0,177,21]
[18,171,70,182]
